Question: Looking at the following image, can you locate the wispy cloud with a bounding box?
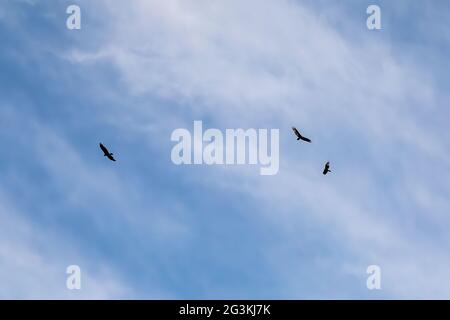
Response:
[0,0,448,298]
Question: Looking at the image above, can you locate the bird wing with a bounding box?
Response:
[107,154,116,161]
[292,127,301,138]
[300,136,311,143]
[99,143,109,154]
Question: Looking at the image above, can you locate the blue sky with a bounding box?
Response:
[0,0,449,299]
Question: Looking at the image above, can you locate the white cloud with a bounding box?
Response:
[0,190,131,299]
[0,104,186,299]
[66,0,450,298]
[0,0,442,298]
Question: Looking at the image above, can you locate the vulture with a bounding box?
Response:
[99,143,116,161]
[292,127,311,143]
[323,161,331,175]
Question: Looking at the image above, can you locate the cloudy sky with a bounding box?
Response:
[0,0,449,299]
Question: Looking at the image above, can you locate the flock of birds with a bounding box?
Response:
[99,127,331,175]
[292,127,331,175]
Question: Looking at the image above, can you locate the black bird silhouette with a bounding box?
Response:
[99,143,116,161]
[292,127,311,143]
[323,161,331,175]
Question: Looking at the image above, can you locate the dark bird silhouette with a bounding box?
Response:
[292,127,311,143]
[323,161,331,175]
[99,143,116,161]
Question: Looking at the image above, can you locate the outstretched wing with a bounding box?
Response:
[300,136,311,143]
[107,154,116,161]
[292,127,311,142]
[323,162,330,175]
[99,143,109,155]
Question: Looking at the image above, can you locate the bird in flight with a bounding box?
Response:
[292,127,311,143]
[323,161,331,175]
[99,143,116,161]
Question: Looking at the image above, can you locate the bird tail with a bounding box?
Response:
[297,137,300,140]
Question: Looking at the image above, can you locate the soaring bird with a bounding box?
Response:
[99,143,116,161]
[292,127,311,143]
[323,161,331,175]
